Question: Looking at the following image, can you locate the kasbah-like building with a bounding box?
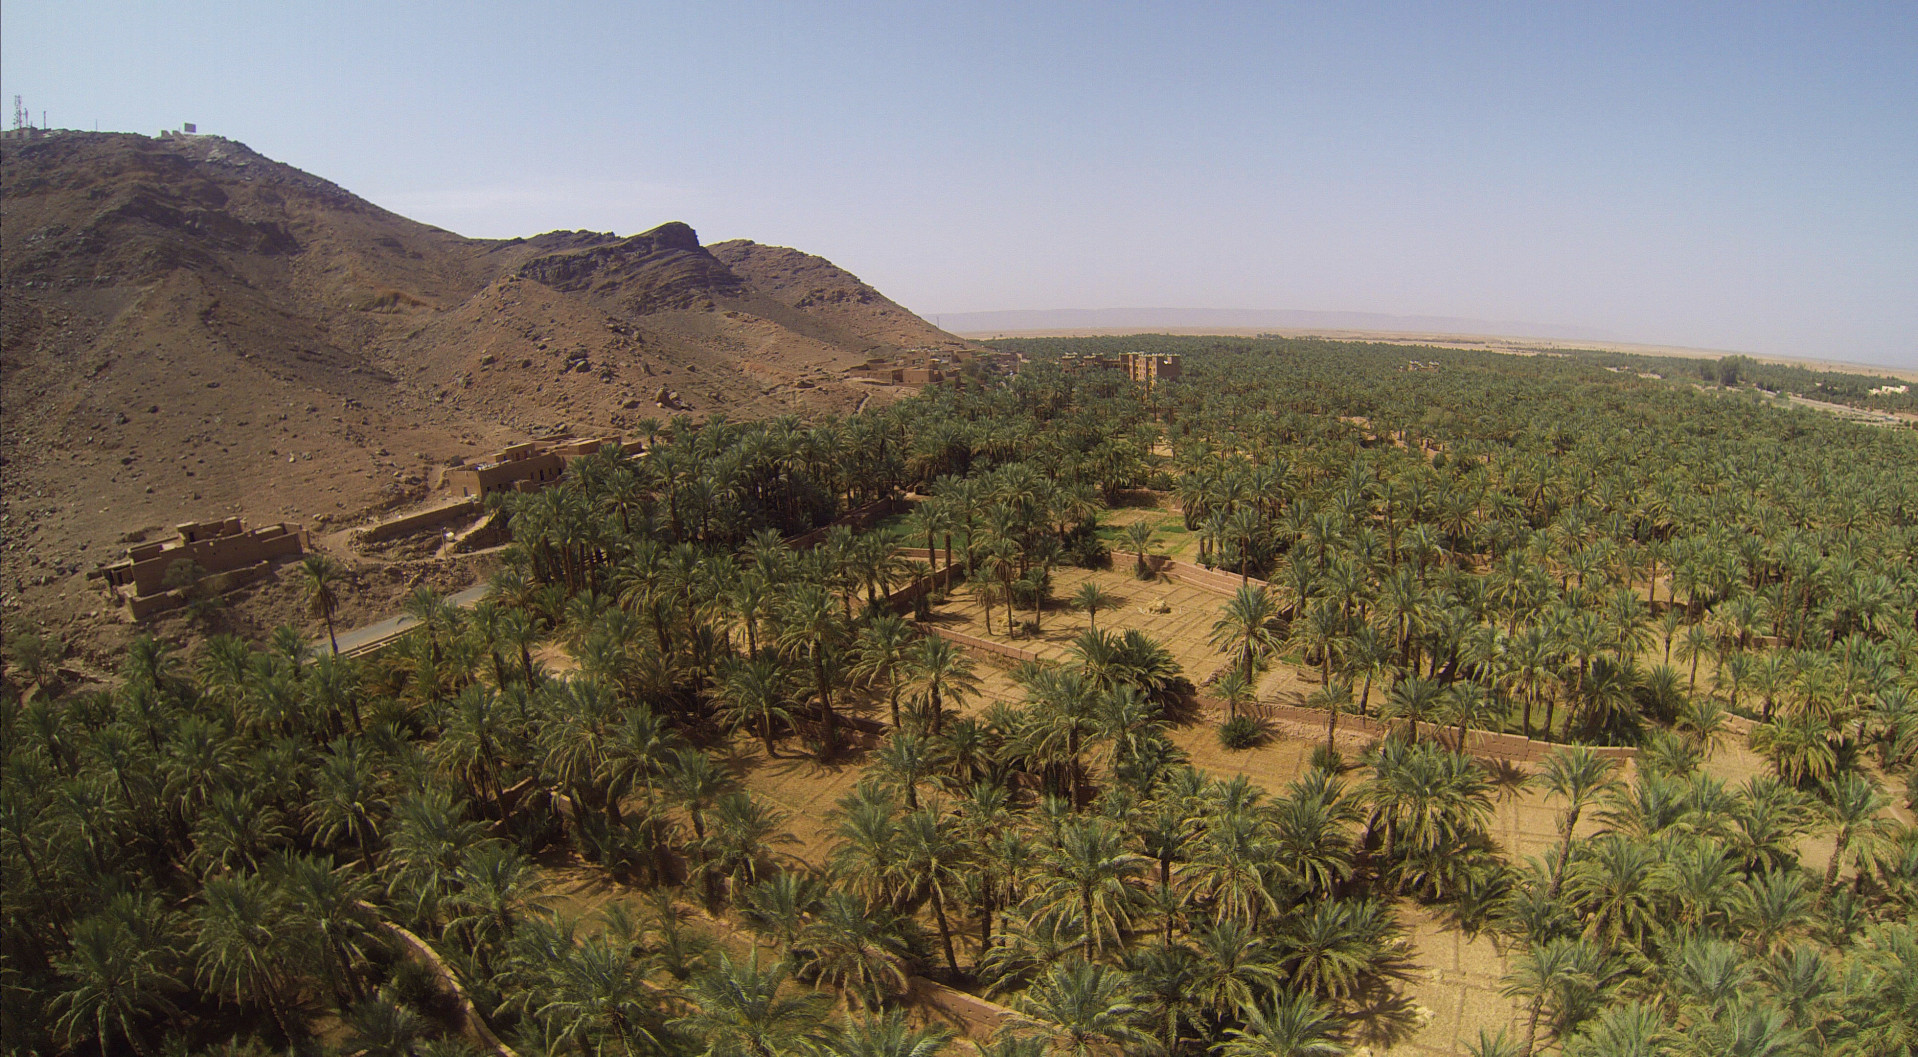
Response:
[1060,351,1183,392]
[91,435,641,619]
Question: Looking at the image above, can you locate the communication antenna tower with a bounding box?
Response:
[12,96,26,131]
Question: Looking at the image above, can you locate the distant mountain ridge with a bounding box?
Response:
[938,307,1618,342]
[0,131,970,627]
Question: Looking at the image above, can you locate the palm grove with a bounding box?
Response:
[4,337,1916,1057]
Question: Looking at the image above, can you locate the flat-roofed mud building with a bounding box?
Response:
[92,518,308,618]
[446,437,640,498]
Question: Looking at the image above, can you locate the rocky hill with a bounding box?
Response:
[0,131,970,634]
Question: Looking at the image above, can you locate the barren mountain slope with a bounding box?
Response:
[1,131,970,636]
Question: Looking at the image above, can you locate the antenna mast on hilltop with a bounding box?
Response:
[13,96,27,130]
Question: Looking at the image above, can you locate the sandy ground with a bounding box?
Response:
[525,562,1881,1055]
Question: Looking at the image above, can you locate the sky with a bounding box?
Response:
[4,1,1915,368]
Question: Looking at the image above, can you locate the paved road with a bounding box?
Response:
[322,583,490,656]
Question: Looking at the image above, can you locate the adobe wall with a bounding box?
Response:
[882,555,960,613]
[784,497,910,550]
[1145,555,1263,596]
[917,623,1042,665]
[448,453,565,497]
[1193,693,1637,764]
[115,523,306,597]
[907,976,1029,1038]
[361,905,521,1057]
[357,498,482,542]
[121,558,280,618]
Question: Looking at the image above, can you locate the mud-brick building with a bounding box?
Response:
[447,443,565,498]
[445,437,640,498]
[848,357,946,387]
[1122,352,1181,385]
[92,518,308,618]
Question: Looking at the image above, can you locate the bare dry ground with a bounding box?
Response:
[518,555,1881,1055]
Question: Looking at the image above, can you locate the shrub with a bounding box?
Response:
[1063,530,1111,569]
[1218,715,1265,750]
[1309,744,1345,774]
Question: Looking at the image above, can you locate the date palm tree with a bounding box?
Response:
[1817,771,1895,902]
[1275,898,1394,1005]
[874,732,936,810]
[1125,521,1157,579]
[822,1010,952,1057]
[1072,581,1121,635]
[714,655,799,758]
[299,553,347,656]
[1502,936,1599,1057]
[778,583,847,759]
[1189,920,1284,1027]
[1183,810,1282,932]
[443,842,544,974]
[902,636,980,738]
[895,806,969,973]
[1128,941,1202,1053]
[1382,675,1443,743]
[1563,834,1660,955]
[1211,584,1285,686]
[1032,818,1148,959]
[741,871,821,949]
[673,952,831,1057]
[704,791,796,904]
[192,872,299,1039]
[50,916,180,1057]
[1017,956,1153,1057]
[791,889,917,1010]
[1534,747,1621,899]
[530,931,668,1057]
[272,852,379,1003]
[850,615,916,734]
[1216,991,1347,1057]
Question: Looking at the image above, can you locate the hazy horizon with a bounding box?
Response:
[4,2,1913,369]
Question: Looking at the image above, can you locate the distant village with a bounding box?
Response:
[89,434,639,620]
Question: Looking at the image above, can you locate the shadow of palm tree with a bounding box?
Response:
[1343,978,1424,1050]
[1479,758,1531,805]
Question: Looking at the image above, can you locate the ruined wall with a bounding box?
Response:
[109,522,306,597]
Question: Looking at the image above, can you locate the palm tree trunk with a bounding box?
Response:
[908,886,951,975]
[813,657,838,759]
[1823,830,1849,899]
[977,893,994,970]
[1520,997,1543,1057]
[1548,814,1579,900]
[1082,887,1098,957]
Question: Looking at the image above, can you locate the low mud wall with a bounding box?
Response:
[1196,693,1636,764]
[917,623,1041,665]
[1147,556,1270,596]
[358,498,482,543]
[357,905,519,1057]
[122,558,280,619]
[908,976,1029,1038]
[786,497,910,550]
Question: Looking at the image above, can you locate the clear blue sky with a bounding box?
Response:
[5,1,1914,367]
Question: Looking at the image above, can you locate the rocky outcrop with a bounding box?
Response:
[515,222,745,312]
